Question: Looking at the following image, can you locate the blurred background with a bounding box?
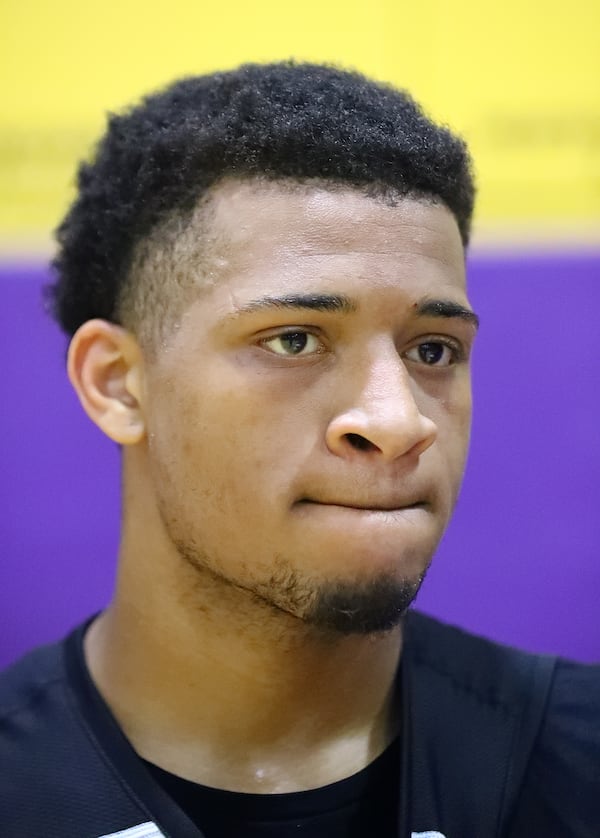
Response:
[1,0,599,666]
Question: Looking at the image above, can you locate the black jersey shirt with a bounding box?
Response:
[142,734,401,836]
[0,611,598,837]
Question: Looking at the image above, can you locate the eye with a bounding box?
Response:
[261,331,322,356]
[405,341,458,367]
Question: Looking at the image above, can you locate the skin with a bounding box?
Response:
[69,179,477,793]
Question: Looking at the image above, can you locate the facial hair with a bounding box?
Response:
[174,535,428,636]
[305,571,427,634]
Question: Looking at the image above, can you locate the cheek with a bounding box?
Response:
[422,368,471,424]
[445,400,472,490]
[144,372,300,517]
[423,377,472,475]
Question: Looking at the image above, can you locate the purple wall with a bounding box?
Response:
[1,254,599,667]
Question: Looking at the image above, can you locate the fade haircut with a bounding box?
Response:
[48,61,475,348]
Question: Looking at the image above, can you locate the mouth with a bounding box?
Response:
[296,499,428,513]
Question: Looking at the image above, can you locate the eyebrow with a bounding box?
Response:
[231,293,357,316]
[416,299,480,329]
[228,292,479,329]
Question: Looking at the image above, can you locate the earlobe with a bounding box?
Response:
[67,320,146,445]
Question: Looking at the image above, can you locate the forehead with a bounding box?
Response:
[208,178,462,249]
[144,179,470,350]
[197,178,466,298]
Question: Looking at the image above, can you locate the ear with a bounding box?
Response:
[67,319,146,445]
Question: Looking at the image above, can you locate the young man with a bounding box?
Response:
[0,63,597,837]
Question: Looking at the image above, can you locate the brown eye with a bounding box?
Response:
[262,331,321,356]
[406,342,455,366]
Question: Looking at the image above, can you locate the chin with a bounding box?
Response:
[303,570,427,635]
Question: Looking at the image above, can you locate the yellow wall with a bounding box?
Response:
[2,0,599,251]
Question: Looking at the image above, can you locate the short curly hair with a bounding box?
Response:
[48,61,475,344]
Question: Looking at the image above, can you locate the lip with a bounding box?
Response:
[296,499,428,513]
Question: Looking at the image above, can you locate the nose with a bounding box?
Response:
[325,350,437,462]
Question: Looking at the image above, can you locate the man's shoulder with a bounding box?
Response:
[0,637,67,719]
[0,635,81,831]
[407,607,547,669]
[0,626,152,838]
[405,608,599,700]
[405,608,600,746]
[405,610,600,837]
[0,633,80,786]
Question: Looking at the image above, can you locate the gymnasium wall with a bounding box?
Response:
[1,0,599,666]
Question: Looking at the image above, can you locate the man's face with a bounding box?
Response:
[139,180,477,633]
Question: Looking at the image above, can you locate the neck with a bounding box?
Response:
[85,461,404,793]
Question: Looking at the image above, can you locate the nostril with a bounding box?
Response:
[345,433,378,452]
